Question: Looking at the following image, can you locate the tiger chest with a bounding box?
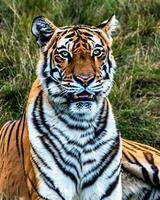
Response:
[28,123,120,199]
[27,100,121,199]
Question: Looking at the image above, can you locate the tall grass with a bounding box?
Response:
[0,0,160,147]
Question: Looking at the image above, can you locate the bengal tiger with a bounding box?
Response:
[0,15,160,200]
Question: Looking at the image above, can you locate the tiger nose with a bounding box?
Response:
[73,75,95,86]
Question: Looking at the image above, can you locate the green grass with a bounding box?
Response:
[0,0,160,148]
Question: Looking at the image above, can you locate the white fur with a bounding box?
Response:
[27,96,122,200]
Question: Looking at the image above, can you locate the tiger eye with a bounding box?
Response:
[93,49,102,57]
[60,50,69,58]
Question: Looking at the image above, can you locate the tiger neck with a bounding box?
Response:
[27,81,118,138]
[48,92,116,135]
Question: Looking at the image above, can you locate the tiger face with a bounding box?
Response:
[32,16,117,118]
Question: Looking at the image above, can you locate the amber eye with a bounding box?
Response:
[59,50,70,58]
[93,48,103,57]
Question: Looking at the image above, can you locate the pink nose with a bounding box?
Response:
[74,75,95,86]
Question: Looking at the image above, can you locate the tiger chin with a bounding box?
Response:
[0,16,160,200]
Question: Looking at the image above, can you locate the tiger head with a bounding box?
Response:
[32,16,117,119]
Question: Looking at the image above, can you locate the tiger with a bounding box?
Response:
[0,15,160,200]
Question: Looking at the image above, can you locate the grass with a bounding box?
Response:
[0,0,160,148]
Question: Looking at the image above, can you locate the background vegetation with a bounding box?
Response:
[0,0,160,148]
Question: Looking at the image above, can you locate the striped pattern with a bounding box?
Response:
[27,89,122,199]
[0,112,31,199]
[123,139,160,187]
[122,139,160,200]
[0,112,26,159]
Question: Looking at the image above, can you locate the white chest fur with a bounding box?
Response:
[27,95,122,200]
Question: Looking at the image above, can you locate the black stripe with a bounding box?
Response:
[102,64,109,80]
[52,127,69,141]
[40,136,78,187]
[60,30,68,37]
[95,100,108,137]
[49,131,81,162]
[84,137,112,154]
[6,121,16,151]
[27,174,50,200]
[43,55,60,88]
[31,144,51,170]
[43,130,81,177]
[81,32,93,37]
[84,137,119,179]
[129,153,152,185]
[95,44,103,48]
[144,153,160,186]
[83,159,96,166]
[54,114,88,131]
[0,121,12,150]
[15,117,23,156]
[67,140,84,148]
[79,27,95,32]
[151,165,160,186]
[122,151,133,163]
[0,123,9,140]
[123,143,137,153]
[42,52,58,84]
[39,92,51,132]
[100,175,120,199]
[64,38,74,45]
[107,47,112,73]
[121,151,154,184]
[82,135,120,189]
[64,32,75,38]
[72,38,80,50]
[31,156,65,200]
[94,31,107,42]
[32,91,47,135]
[19,112,26,169]
[108,162,121,179]
[42,134,80,180]
[100,55,106,61]
[57,45,67,50]
[81,43,89,50]
[42,53,48,79]
[141,188,153,200]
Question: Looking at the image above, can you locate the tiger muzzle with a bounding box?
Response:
[66,75,96,103]
[73,75,95,87]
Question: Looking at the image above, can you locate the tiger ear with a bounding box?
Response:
[97,15,118,38]
[32,16,57,47]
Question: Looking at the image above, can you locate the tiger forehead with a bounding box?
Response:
[56,27,104,50]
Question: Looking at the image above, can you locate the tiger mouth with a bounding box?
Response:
[69,91,96,102]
